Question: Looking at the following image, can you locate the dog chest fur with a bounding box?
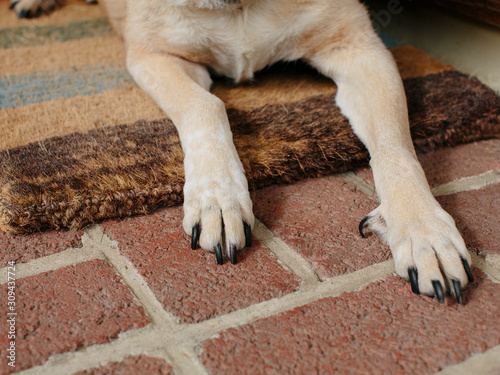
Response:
[125,0,342,82]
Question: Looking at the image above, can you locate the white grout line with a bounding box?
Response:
[0,231,104,284]
[471,252,500,284]
[253,219,321,287]
[161,344,209,375]
[434,344,500,375]
[431,170,500,197]
[340,171,380,202]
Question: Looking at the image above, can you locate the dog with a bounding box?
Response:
[11,0,475,303]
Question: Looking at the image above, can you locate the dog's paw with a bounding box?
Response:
[10,0,61,18]
[182,156,254,265]
[360,202,474,304]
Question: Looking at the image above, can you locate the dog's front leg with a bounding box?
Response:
[307,29,473,302]
[127,48,254,264]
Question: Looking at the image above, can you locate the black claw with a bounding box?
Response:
[453,280,463,304]
[408,268,420,295]
[229,244,237,265]
[9,1,18,10]
[461,257,474,283]
[18,9,29,18]
[191,224,200,250]
[244,222,252,248]
[215,243,223,265]
[359,216,370,238]
[432,280,445,304]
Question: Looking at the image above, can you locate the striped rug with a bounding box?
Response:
[1,0,499,234]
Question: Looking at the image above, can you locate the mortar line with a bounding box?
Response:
[161,344,209,375]
[434,343,500,375]
[431,170,500,197]
[253,218,321,287]
[86,225,180,329]
[341,171,380,202]
[470,252,500,283]
[0,232,104,284]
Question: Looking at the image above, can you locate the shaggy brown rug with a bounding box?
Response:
[1,2,499,234]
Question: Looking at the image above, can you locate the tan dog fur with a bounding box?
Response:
[11,0,473,302]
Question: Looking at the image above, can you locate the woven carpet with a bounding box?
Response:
[1,1,499,234]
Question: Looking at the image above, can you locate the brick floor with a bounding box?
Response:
[73,355,174,375]
[0,228,83,265]
[253,175,391,280]
[200,270,500,375]
[0,260,150,373]
[0,142,498,375]
[1,156,498,374]
[356,139,500,187]
[101,207,301,324]
[0,177,498,374]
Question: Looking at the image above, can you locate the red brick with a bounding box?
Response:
[253,175,390,280]
[356,139,500,188]
[73,355,174,375]
[0,260,150,373]
[418,139,500,186]
[201,270,500,375]
[0,229,83,266]
[101,207,300,324]
[437,184,500,255]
